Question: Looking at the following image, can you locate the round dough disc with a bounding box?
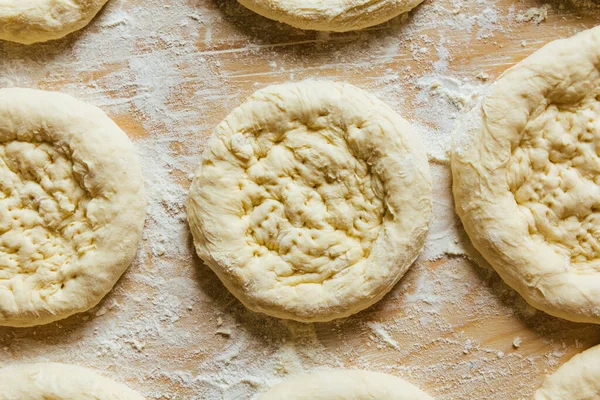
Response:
[237,0,424,32]
[0,88,145,327]
[188,81,431,322]
[0,362,145,399]
[0,0,109,44]
[452,26,600,324]
[535,344,600,400]
[259,369,434,399]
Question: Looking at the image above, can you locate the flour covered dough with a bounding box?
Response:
[0,363,145,399]
[237,0,424,31]
[259,369,434,399]
[188,81,431,322]
[0,0,109,44]
[452,26,600,323]
[535,344,600,400]
[0,88,145,327]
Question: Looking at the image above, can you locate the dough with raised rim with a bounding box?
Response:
[0,362,145,399]
[535,344,600,399]
[452,26,600,324]
[259,369,434,399]
[188,80,431,322]
[0,88,145,327]
[0,0,109,44]
[237,0,424,32]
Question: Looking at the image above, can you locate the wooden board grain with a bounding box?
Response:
[0,0,600,399]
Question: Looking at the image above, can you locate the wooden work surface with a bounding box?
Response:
[1,0,600,399]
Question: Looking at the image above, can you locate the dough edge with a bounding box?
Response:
[534,344,600,400]
[0,0,109,44]
[259,369,434,399]
[237,0,424,32]
[0,362,145,399]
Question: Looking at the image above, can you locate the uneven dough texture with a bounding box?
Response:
[259,369,434,399]
[535,344,600,400]
[452,26,600,323]
[237,0,424,32]
[0,88,145,327]
[188,81,431,322]
[0,0,109,44]
[0,363,145,399]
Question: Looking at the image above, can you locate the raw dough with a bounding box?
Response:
[535,344,600,400]
[237,0,424,32]
[452,26,600,323]
[0,0,109,44]
[0,362,145,399]
[259,369,434,399]
[0,88,145,327]
[188,81,431,322]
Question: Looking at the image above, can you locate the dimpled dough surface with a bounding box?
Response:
[0,88,145,327]
[187,81,431,322]
[259,370,434,399]
[452,26,600,323]
[236,0,425,32]
[0,363,145,399]
[0,0,109,44]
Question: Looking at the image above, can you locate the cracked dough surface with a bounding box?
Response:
[188,81,431,322]
[0,362,145,399]
[259,369,434,399]
[535,344,600,400]
[0,88,145,327]
[237,0,424,32]
[0,0,109,44]
[452,26,600,324]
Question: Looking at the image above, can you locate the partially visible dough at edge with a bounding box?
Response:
[535,344,600,400]
[0,0,109,44]
[237,0,424,32]
[0,362,145,400]
[259,369,434,399]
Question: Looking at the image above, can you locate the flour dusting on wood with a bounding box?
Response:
[0,0,599,398]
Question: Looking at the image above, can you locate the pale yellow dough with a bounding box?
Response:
[0,0,109,44]
[187,81,431,322]
[259,369,434,399]
[535,344,600,400]
[0,362,145,399]
[0,88,145,327]
[452,26,600,323]
[237,0,424,32]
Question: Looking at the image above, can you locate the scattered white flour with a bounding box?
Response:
[514,5,549,24]
[367,322,401,350]
[0,0,598,399]
[414,75,485,164]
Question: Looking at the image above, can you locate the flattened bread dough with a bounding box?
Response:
[452,26,600,324]
[237,0,424,32]
[188,81,431,322]
[0,0,109,44]
[259,369,434,399]
[0,88,145,327]
[535,344,600,400]
[0,362,145,399]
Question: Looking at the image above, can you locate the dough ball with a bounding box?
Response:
[237,0,424,32]
[0,88,145,327]
[259,369,434,399]
[188,80,431,322]
[0,362,145,399]
[452,26,600,324]
[0,0,109,44]
[535,344,600,400]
